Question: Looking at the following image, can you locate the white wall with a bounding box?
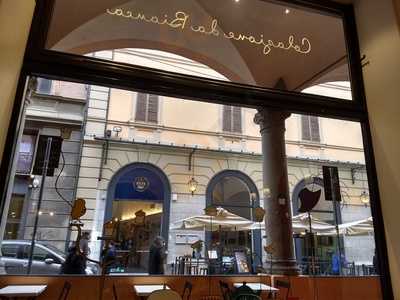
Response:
[354,0,400,297]
[0,0,35,161]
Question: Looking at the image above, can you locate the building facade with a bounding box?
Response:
[4,48,374,274]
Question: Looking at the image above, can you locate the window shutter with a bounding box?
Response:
[147,94,159,123]
[223,106,232,132]
[310,116,320,142]
[301,115,311,141]
[135,93,147,122]
[232,106,242,133]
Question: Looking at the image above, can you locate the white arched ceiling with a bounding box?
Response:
[47,0,350,91]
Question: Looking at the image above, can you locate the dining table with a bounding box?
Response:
[133,284,170,300]
[0,285,47,300]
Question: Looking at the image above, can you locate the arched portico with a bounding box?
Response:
[46,0,350,90]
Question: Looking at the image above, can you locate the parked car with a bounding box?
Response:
[1,240,99,275]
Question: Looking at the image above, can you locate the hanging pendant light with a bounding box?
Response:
[360,190,370,206]
[188,177,198,195]
[360,171,370,206]
[188,150,198,195]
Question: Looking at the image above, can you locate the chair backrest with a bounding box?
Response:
[219,281,232,300]
[233,294,261,300]
[182,281,193,300]
[58,281,72,300]
[148,289,182,300]
[275,280,290,300]
[231,283,256,299]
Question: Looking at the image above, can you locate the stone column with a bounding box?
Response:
[254,108,299,275]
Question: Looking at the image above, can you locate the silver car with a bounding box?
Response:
[1,240,98,275]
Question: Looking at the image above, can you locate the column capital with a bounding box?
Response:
[254,108,291,133]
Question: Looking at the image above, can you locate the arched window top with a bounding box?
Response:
[292,177,336,222]
[206,170,258,220]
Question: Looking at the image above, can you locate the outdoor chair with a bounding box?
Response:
[275,280,291,300]
[58,281,72,300]
[182,281,193,300]
[147,289,182,300]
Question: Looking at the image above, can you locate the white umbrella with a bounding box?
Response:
[291,213,375,236]
[338,217,374,236]
[291,213,336,234]
[171,207,259,231]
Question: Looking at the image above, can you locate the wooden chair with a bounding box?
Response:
[112,283,118,300]
[275,280,290,300]
[182,281,193,300]
[58,281,72,300]
[219,281,232,300]
[148,289,182,300]
[232,283,257,298]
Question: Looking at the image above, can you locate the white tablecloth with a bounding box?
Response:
[133,284,170,296]
[0,285,47,297]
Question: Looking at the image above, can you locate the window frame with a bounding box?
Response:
[301,115,321,143]
[222,105,243,134]
[36,78,53,95]
[0,0,393,299]
[135,93,159,124]
[15,133,38,175]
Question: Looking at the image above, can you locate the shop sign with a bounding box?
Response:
[106,8,312,58]
[133,176,149,192]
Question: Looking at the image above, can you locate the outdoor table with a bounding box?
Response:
[0,285,47,300]
[133,284,170,299]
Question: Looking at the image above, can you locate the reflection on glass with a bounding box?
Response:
[45,0,352,99]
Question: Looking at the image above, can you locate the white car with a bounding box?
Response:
[1,240,98,275]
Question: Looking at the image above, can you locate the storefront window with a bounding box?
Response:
[0,73,378,280]
[44,0,353,100]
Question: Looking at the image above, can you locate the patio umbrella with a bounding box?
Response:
[291,213,336,234]
[292,213,374,236]
[338,217,374,236]
[171,207,259,231]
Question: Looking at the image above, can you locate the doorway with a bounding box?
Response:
[105,162,171,273]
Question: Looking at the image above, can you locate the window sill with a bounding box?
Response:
[220,131,244,140]
[131,122,160,131]
[300,140,324,148]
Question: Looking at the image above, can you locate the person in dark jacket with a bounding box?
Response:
[60,245,86,274]
[148,236,166,274]
[101,241,117,274]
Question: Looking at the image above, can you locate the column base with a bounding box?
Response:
[264,259,300,275]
